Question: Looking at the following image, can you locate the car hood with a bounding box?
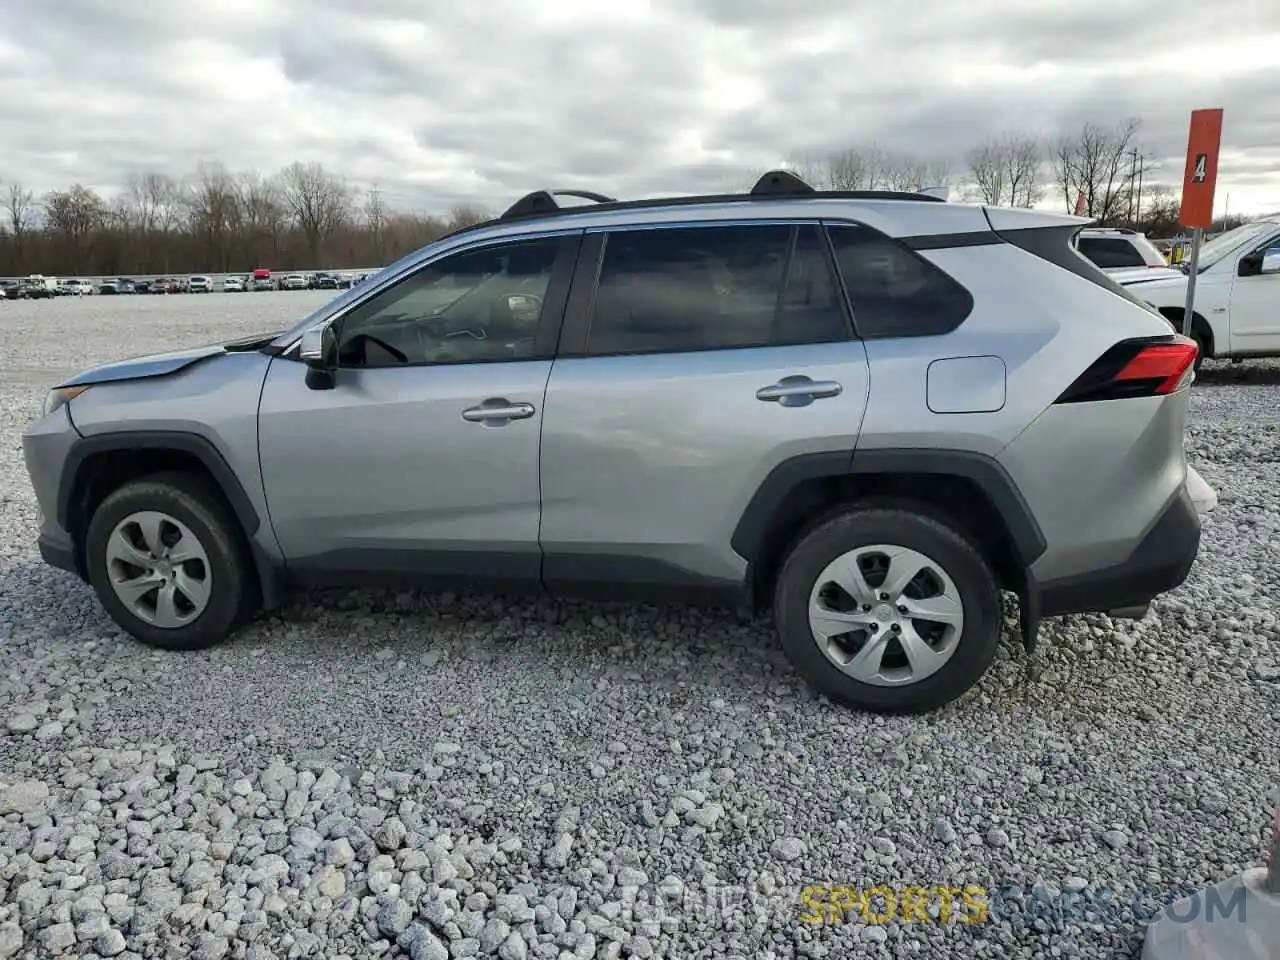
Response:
[58,331,282,388]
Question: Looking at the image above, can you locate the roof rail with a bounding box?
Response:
[501,189,617,220]
[474,172,948,236]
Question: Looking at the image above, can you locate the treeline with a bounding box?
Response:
[0,119,1265,277]
[0,162,490,278]
[786,118,1255,237]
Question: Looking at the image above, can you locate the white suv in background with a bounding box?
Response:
[1073,228,1169,273]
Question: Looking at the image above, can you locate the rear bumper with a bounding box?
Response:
[1038,485,1201,617]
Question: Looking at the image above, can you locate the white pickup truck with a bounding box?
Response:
[1115,218,1280,367]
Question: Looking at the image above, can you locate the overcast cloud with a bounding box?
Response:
[1,0,1278,215]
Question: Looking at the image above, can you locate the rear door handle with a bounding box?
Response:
[461,399,536,424]
[756,376,843,407]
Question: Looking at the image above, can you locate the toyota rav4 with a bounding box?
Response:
[22,171,1207,713]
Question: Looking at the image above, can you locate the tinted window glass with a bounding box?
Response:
[586,224,847,356]
[827,224,974,338]
[1077,237,1145,268]
[337,238,561,367]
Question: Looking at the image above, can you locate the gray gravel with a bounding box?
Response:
[1,295,1278,959]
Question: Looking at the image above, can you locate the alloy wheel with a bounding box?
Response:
[807,543,964,687]
[104,510,213,628]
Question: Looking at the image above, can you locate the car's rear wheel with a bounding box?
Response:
[85,472,254,651]
[773,506,1002,714]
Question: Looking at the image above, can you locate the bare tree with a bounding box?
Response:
[363,184,389,264]
[789,145,951,194]
[383,212,450,261]
[280,162,351,262]
[44,185,106,272]
[1135,183,1181,238]
[185,162,243,271]
[6,181,36,238]
[444,204,489,230]
[5,181,36,269]
[236,171,288,263]
[1052,119,1141,223]
[823,149,873,190]
[120,172,184,271]
[966,133,1043,207]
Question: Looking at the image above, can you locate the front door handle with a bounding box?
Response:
[756,376,843,407]
[461,399,536,424]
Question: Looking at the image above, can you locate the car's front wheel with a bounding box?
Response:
[773,506,1002,714]
[85,472,254,650]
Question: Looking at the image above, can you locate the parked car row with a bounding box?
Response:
[2,270,375,299]
[1,275,62,299]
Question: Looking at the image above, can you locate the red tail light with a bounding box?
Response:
[1056,335,1198,403]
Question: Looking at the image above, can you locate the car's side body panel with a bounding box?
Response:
[257,355,554,582]
[63,351,280,561]
[539,341,871,586]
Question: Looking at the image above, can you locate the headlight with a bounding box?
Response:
[42,385,89,417]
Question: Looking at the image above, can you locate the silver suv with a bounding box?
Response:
[22,171,1204,713]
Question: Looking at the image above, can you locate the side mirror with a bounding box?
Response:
[1239,253,1264,277]
[504,293,543,323]
[300,324,337,390]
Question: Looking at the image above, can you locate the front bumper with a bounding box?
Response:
[1037,484,1201,617]
[23,405,84,578]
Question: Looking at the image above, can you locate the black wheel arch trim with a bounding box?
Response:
[57,430,262,537]
[730,447,1047,567]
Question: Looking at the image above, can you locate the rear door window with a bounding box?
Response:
[585,223,849,356]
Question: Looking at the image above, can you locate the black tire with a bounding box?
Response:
[84,471,255,650]
[773,506,1002,714]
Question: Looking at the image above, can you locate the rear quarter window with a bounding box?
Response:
[826,224,974,338]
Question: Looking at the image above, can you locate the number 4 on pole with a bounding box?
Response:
[1179,109,1223,229]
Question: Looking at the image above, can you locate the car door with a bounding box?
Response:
[258,232,580,585]
[538,221,870,596]
[1229,231,1280,352]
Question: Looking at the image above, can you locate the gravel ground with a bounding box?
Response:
[1,294,1278,960]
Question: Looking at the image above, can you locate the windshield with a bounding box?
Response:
[1196,221,1277,271]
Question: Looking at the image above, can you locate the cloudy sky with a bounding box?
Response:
[2,0,1278,216]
